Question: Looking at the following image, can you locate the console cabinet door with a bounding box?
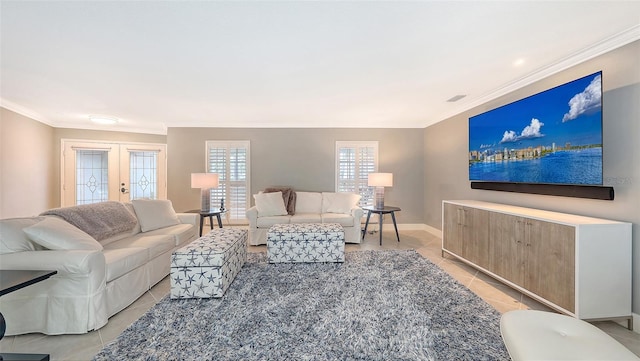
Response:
[524,220,575,312]
[489,213,527,287]
[462,208,489,269]
[443,203,464,256]
[443,203,489,268]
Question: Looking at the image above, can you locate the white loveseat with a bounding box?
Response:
[246,191,363,246]
[0,199,198,335]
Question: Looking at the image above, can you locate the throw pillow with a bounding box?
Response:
[254,192,288,217]
[263,187,296,215]
[295,192,323,214]
[23,217,103,251]
[0,217,46,254]
[322,192,362,214]
[132,199,181,232]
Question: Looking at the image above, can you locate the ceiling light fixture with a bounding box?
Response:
[89,115,119,125]
[513,58,525,66]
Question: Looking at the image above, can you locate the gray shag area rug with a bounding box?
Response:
[94,250,509,361]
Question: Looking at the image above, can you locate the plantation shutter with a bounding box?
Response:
[206,141,250,223]
[336,141,378,208]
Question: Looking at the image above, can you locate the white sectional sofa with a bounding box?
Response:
[0,199,198,335]
[246,191,363,246]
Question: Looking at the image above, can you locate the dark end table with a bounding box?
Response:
[188,208,226,236]
[362,206,401,246]
[1,270,57,361]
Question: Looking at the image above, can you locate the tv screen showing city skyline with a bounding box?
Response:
[469,71,603,185]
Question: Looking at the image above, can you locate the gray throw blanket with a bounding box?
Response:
[41,201,138,241]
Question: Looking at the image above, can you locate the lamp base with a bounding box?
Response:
[201,188,211,212]
[374,187,385,209]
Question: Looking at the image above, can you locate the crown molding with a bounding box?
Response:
[0,98,54,126]
[429,24,640,127]
[0,99,168,135]
[53,122,168,136]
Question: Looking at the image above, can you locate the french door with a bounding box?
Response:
[61,140,167,206]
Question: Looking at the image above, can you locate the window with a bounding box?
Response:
[206,141,250,223]
[335,141,378,208]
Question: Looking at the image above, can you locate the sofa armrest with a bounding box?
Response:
[351,207,364,220]
[177,213,198,226]
[246,206,258,228]
[0,250,106,277]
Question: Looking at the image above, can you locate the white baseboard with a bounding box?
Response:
[397,223,442,238]
[366,222,442,238]
[632,313,639,333]
[396,223,428,231]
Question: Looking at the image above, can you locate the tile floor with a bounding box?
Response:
[1,229,638,360]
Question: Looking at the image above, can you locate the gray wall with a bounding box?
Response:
[166,128,424,224]
[424,40,640,315]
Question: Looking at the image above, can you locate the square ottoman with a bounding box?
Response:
[267,223,344,263]
[170,228,247,299]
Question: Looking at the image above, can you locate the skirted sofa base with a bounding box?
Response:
[0,200,198,335]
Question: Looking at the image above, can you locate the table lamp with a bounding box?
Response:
[191,173,219,212]
[368,172,393,209]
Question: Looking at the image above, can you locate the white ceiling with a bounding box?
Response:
[1,1,639,135]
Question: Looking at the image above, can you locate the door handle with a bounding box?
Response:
[120,183,129,194]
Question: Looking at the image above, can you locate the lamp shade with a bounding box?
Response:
[191,173,219,189]
[368,173,393,187]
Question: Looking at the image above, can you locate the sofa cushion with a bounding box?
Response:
[322,192,361,214]
[322,213,357,227]
[257,215,291,228]
[23,217,103,251]
[143,223,196,247]
[105,234,175,259]
[254,192,288,217]
[295,192,323,214]
[290,213,322,224]
[263,187,296,215]
[123,202,142,234]
[103,247,148,282]
[0,217,46,254]
[132,199,180,232]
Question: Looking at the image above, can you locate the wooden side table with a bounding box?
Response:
[0,270,57,361]
[362,206,401,246]
[189,209,226,236]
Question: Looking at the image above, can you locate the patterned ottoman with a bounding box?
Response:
[267,223,345,263]
[170,228,247,299]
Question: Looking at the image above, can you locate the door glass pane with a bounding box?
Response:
[130,151,158,200]
[76,150,108,205]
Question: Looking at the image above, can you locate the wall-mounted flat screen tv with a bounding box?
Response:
[469,71,603,185]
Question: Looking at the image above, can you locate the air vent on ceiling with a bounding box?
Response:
[446,95,467,102]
